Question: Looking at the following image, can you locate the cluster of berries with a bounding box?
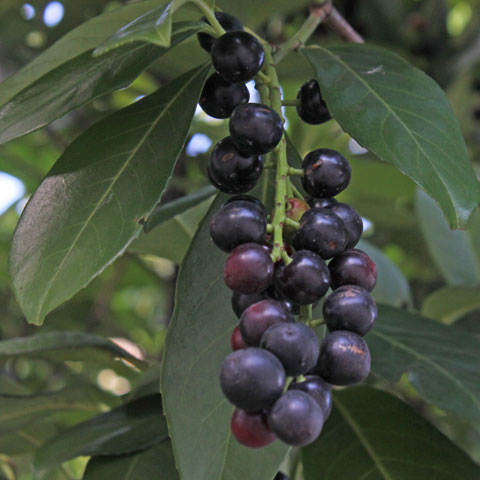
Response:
[197,13,378,449]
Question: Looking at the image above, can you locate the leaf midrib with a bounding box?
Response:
[35,65,207,322]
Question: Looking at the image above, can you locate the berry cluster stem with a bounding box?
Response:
[191,0,225,36]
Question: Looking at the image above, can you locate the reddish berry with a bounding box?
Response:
[231,326,248,351]
[231,408,276,448]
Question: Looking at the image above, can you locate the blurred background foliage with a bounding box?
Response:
[0,0,480,478]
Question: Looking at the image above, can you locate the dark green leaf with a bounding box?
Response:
[83,441,178,480]
[303,387,480,480]
[368,305,480,426]
[0,331,145,369]
[0,420,58,455]
[144,185,217,233]
[302,44,480,228]
[415,188,480,285]
[9,64,210,325]
[0,22,204,144]
[161,194,289,480]
[33,395,166,480]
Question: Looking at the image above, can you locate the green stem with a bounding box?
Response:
[308,318,325,327]
[299,304,312,323]
[291,182,306,202]
[287,167,303,176]
[191,0,225,36]
[282,99,299,107]
[286,177,294,198]
[284,217,300,229]
[266,223,273,233]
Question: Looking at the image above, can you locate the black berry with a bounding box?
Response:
[302,149,351,198]
[268,390,324,446]
[210,196,266,252]
[275,250,330,305]
[230,408,275,448]
[296,79,331,124]
[232,291,266,318]
[211,31,264,82]
[224,243,274,294]
[315,331,371,386]
[260,322,319,376]
[197,12,243,53]
[220,347,285,412]
[274,474,289,480]
[323,285,377,336]
[307,196,338,209]
[328,249,377,291]
[240,299,294,346]
[289,375,332,419]
[199,73,249,119]
[293,208,348,259]
[323,202,363,249]
[230,103,283,155]
[208,137,263,194]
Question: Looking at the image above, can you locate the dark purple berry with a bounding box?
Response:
[268,390,324,446]
[323,202,363,249]
[220,347,285,412]
[199,73,249,119]
[328,249,377,291]
[307,196,338,209]
[197,12,243,53]
[231,325,247,351]
[231,408,275,448]
[224,243,274,294]
[240,299,294,346]
[210,196,266,252]
[260,322,319,376]
[315,331,371,386]
[230,103,283,156]
[302,149,351,198]
[208,137,263,194]
[232,291,266,318]
[289,375,332,419]
[275,251,330,305]
[293,208,348,259]
[323,285,377,336]
[296,79,331,124]
[211,31,264,82]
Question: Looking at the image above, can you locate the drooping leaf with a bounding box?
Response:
[83,441,178,480]
[0,331,145,369]
[144,185,216,233]
[9,64,210,326]
[0,22,204,144]
[302,44,480,228]
[303,387,480,480]
[415,188,480,286]
[368,304,480,426]
[161,194,289,480]
[33,395,166,480]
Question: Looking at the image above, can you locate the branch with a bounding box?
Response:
[324,5,364,43]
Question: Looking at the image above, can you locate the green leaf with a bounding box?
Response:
[415,188,480,285]
[33,395,166,480]
[0,331,145,369]
[9,64,210,326]
[368,305,480,426]
[303,387,480,480]
[144,185,216,233]
[0,420,58,455]
[302,44,480,228]
[83,441,178,480]
[130,196,215,263]
[358,240,412,307]
[0,22,204,145]
[161,194,289,480]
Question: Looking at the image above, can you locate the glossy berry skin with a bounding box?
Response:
[315,331,371,386]
[211,31,264,82]
[324,202,363,249]
[220,348,286,412]
[210,197,266,252]
[328,249,377,291]
[293,208,348,259]
[208,137,263,194]
[307,196,338,209]
[232,291,266,318]
[289,375,332,419]
[197,12,243,53]
[296,79,331,124]
[231,325,248,351]
[275,251,330,305]
[302,149,351,198]
[199,73,250,119]
[260,322,319,376]
[268,390,324,446]
[240,299,294,346]
[224,243,274,294]
[323,285,377,336]
[230,103,283,156]
[230,408,275,448]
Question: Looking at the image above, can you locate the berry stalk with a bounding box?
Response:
[191,0,226,36]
